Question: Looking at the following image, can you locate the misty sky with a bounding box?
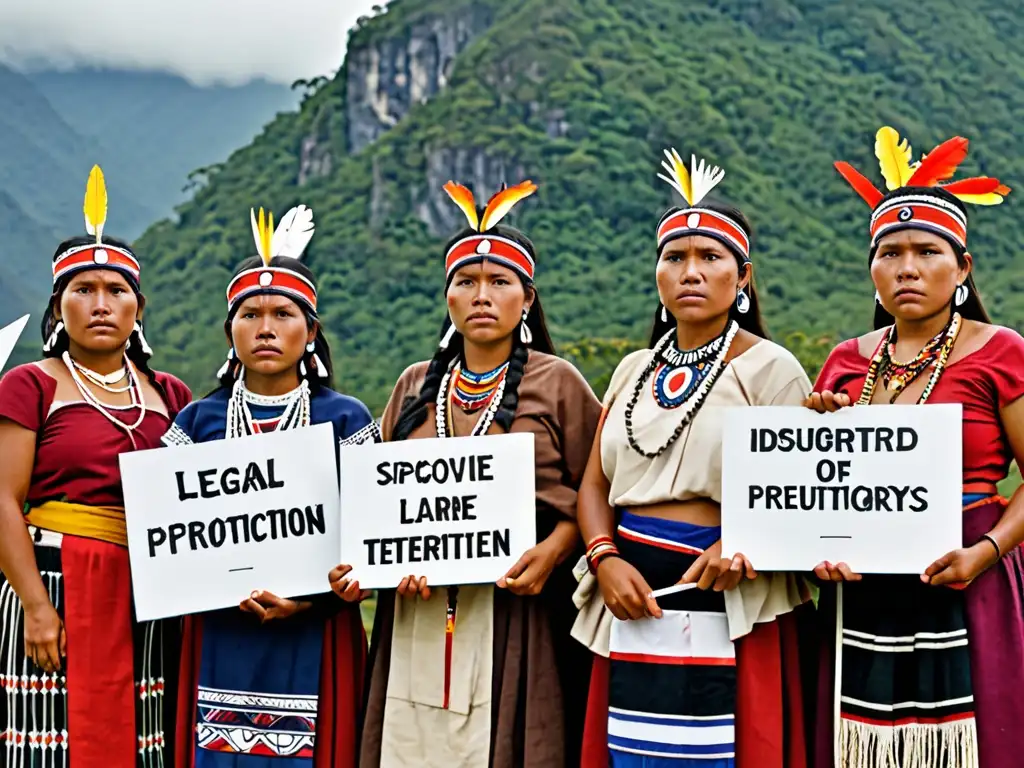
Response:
[0,0,384,85]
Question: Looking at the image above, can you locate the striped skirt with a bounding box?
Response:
[608,512,735,767]
[0,528,173,768]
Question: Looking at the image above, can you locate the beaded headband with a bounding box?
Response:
[656,148,750,261]
[51,166,141,287]
[225,205,317,312]
[835,126,1011,249]
[442,180,538,282]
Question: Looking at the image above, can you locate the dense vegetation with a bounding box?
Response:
[37,0,1024,415]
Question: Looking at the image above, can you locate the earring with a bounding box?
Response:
[955,283,969,307]
[875,291,881,304]
[312,353,328,378]
[306,341,315,353]
[520,308,533,345]
[299,361,308,376]
[133,322,153,356]
[43,321,65,353]
[216,347,235,379]
[735,289,750,315]
[660,305,668,323]
[439,317,457,350]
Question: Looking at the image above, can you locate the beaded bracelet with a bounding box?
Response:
[588,546,621,574]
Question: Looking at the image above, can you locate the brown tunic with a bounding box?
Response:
[360,351,602,768]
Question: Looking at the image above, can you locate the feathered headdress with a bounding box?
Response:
[834,126,1011,249]
[655,148,750,260]
[226,204,318,312]
[441,180,538,282]
[51,165,141,288]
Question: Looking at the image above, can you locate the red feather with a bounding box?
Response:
[834,161,883,207]
[907,136,969,186]
[941,177,1003,195]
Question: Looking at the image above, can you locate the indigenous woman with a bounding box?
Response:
[0,166,192,767]
[573,150,814,768]
[165,205,377,768]
[810,127,1024,768]
[353,180,602,767]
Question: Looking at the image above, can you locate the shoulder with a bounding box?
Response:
[0,361,55,390]
[316,388,374,421]
[165,389,228,445]
[733,339,812,404]
[602,348,653,406]
[979,324,1024,352]
[152,370,193,413]
[395,360,431,393]
[734,338,806,376]
[525,351,590,389]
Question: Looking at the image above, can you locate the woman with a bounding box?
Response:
[810,127,1024,768]
[164,205,378,768]
[348,180,602,767]
[0,166,192,767]
[573,149,813,767]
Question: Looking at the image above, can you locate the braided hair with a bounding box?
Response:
[214,255,335,392]
[391,223,555,442]
[41,235,159,384]
[647,199,770,347]
[868,186,991,329]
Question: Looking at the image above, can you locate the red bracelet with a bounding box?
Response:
[586,535,615,553]
[588,546,621,574]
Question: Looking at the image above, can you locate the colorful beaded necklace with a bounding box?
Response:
[450,361,509,412]
[858,312,961,405]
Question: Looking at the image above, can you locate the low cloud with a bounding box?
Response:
[0,0,385,85]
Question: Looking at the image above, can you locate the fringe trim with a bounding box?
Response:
[839,718,979,768]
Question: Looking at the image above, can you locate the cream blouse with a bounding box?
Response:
[601,339,812,506]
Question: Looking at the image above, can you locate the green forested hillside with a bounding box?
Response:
[132,0,1024,412]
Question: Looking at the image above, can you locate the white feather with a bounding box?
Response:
[271,205,315,260]
[656,172,686,199]
[688,155,725,206]
[250,208,265,260]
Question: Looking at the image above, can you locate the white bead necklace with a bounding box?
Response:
[62,351,147,448]
[226,372,311,439]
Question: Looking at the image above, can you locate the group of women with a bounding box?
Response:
[0,123,1022,768]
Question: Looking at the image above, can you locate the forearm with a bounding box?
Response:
[540,518,581,565]
[0,502,50,610]
[577,482,616,546]
[983,485,1024,555]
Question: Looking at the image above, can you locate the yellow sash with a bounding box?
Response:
[25,501,127,547]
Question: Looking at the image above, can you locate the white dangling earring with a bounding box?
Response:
[520,308,533,345]
[955,283,968,307]
[313,354,328,378]
[439,318,457,350]
[43,321,65,352]
[660,305,668,323]
[875,291,881,304]
[735,289,750,315]
[133,322,153,356]
[216,347,235,379]
[299,360,308,376]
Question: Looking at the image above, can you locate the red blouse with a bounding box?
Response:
[0,363,192,507]
[814,327,1024,486]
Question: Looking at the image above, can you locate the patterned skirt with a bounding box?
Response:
[0,528,174,768]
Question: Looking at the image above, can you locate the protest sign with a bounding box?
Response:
[0,314,29,372]
[121,422,340,621]
[339,432,536,589]
[721,404,961,573]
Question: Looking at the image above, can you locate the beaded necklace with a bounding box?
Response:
[435,357,508,438]
[62,350,147,448]
[450,361,509,413]
[858,312,961,405]
[226,373,311,438]
[624,321,738,458]
[651,330,729,409]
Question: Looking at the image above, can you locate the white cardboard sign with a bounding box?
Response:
[721,404,962,574]
[339,432,536,589]
[121,423,340,621]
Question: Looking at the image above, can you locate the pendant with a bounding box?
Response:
[652,362,707,409]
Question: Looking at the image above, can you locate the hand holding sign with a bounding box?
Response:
[327,564,372,603]
[680,539,756,592]
[239,590,312,623]
[804,390,852,413]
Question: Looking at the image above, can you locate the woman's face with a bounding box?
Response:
[56,269,140,354]
[230,294,314,378]
[446,260,531,346]
[657,235,748,326]
[871,229,969,321]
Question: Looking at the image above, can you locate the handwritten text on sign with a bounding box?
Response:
[121,423,340,621]
[339,432,536,589]
[720,404,962,574]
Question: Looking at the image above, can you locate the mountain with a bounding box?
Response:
[125,0,1024,413]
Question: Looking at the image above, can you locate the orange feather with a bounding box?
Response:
[907,136,969,186]
[941,177,1004,195]
[479,180,538,231]
[834,161,883,207]
[442,182,480,231]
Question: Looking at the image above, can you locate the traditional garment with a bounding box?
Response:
[166,386,378,768]
[360,351,602,768]
[0,362,191,768]
[575,338,813,768]
[811,330,1024,768]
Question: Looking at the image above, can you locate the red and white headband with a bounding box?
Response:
[226,205,317,312]
[835,126,1011,249]
[442,180,538,281]
[656,149,749,260]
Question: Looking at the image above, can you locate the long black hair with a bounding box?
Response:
[215,255,335,392]
[648,199,770,347]
[391,223,554,442]
[41,234,158,382]
[869,186,991,329]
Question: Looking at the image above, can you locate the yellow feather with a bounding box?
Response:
[671,149,693,204]
[258,208,275,266]
[479,181,537,231]
[952,193,1006,206]
[83,165,108,243]
[442,182,480,231]
[874,127,914,191]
